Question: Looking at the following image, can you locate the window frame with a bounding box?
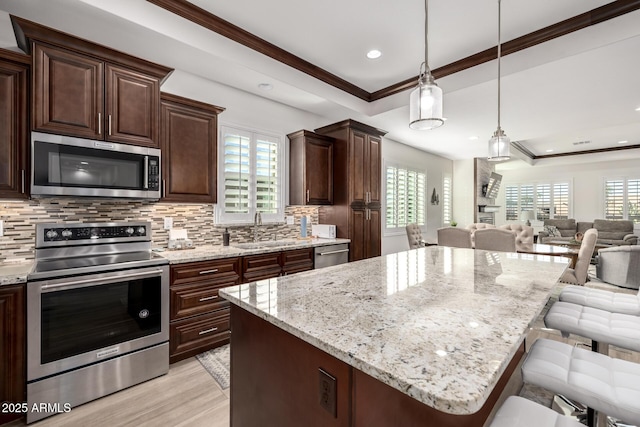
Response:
[603,176,640,223]
[383,161,427,236]
[504,181,572,222]
[216,124,285,225]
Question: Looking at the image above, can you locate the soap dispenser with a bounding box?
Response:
[223,228,230,246]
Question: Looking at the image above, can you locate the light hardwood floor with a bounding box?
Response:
[6,357,230,427]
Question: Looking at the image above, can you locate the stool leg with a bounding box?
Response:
[587,407,595,427]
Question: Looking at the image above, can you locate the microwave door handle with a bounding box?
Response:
[143,156,149,189]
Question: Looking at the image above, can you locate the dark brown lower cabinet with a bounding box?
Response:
[169,258,240,363]
[230,306,525,427]
[242,252,282,283]
[281,248,314,275]
[0,284,25,425]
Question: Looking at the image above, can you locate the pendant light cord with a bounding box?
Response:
[497,0,502,130]
[424,0,429,73]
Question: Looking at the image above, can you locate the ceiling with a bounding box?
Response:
[1,0,640,165]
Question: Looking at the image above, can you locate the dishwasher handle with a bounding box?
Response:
[317,249,349,256]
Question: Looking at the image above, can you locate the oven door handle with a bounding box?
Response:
[40,269,165,291]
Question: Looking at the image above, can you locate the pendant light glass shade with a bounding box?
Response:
[488,127,510,161]
[409,65,444,130]
[409,0,443,130]
[487,0,510,162]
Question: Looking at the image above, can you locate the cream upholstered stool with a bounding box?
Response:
[521,338,640,427]
[489,396,583,427]
[559,285,640,315]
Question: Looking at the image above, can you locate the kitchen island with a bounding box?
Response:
[220,247,568,426]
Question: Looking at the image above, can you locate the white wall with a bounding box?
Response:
[382,139,453,255]
[452,159,476,229]
[494,157,640,229]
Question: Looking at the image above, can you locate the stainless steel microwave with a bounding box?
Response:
[31,132,161,199]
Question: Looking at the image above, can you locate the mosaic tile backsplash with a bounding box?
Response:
[0,198,319,263]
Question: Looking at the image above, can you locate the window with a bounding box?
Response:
[604,178,640,223]
[217,126,283,224]
[385,165,426,231]
[442,174,452,225]
[505,182,571,221]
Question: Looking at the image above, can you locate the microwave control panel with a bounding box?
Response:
[147,157,160,191]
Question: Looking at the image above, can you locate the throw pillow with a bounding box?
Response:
[544,225,561,237]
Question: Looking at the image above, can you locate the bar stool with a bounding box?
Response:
[489,396,584,427]
[521,338,640,427]
[559,284,640,315]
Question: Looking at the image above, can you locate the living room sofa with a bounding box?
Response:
[538,218,637,246]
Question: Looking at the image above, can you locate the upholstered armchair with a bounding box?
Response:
[437,227,473,248]
[405,223,424,250]
[474,228,517,252]
[596,245,640,289]
[498,224,534,251]
[465,223,496,247]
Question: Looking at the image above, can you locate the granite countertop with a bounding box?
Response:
[158,238,350,264]
[0,261,34,286]
[220,247,568,415]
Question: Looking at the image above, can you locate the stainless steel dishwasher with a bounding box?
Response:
[314,243,349,269]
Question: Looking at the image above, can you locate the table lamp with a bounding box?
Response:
[520,211,535,226]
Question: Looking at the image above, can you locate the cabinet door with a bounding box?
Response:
[161,97,218,202]
[33,43,103,139]
[349,208,367,262]
[0,58,28,199]
[305,136,333,205]
[0,285,25,425]
[349,130,367,204]
[367,135,382,204]
[105,64,160,147]
[366,208,382,259]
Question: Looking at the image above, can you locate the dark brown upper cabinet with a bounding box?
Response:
[288,130,334,205]
[0,49,29,199]
[12,16,172,148]
[160,93,224,203]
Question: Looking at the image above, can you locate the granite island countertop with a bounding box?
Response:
[220,246,568,415]
[158,238,350,264]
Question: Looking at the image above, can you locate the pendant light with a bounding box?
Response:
[409,0,443,130]
[488,0,510,161]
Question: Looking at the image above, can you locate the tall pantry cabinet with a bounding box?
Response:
[315,119,387,262]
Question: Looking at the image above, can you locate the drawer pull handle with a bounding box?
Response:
[199,327,218,335]
[199,269,219,275]
[199,295,218,302]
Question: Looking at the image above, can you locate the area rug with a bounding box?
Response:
[196,344,230,390]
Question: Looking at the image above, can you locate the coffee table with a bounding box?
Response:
[518,243,579,267]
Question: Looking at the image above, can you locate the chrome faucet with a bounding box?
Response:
[253,212,262,242]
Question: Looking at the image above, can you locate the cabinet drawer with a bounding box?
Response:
[169,309,230,364]
[281,248,313,275]
[242,253,282,283]
[171,258,241,286]
[170,280,232,320]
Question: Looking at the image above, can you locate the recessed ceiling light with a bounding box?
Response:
[469,136,479,141]
[366,49,382,59]
[618,140,629,144]
[545,149,554,153]
[635,107,640,111]
[258,83,273,91]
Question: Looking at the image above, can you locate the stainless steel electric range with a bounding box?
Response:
[26,222,169,423]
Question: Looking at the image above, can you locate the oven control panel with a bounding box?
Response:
[40,223,149,243]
